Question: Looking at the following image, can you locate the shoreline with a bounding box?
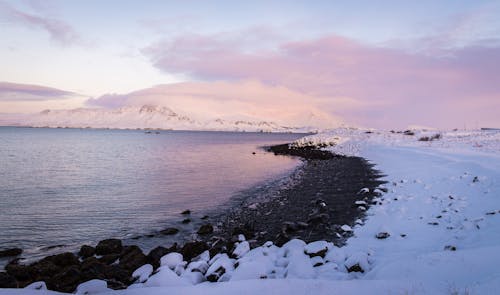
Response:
[0,143,384,292]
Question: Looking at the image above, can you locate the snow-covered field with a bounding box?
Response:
[1,128,499,295]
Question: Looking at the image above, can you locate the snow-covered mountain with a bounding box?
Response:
[13,105,314,132]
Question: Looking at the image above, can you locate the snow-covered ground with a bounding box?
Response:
[1,128,499,295]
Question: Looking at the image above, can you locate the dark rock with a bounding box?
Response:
[403,130,415,136]
[79,245,95,258]
[119,246,147,272]
[473,176,479,183]
[201,215,209,220]
[282,221,298,233]
[99,254,120,265]
[160,227,179,235]
[197,224,214,235]
[182,218,191,224]
[346,263,364,273]
[147,244,177,269]
[181,210,191,215]
[0,272,18,288]
[47,266,81,293]
[41,252,79,267]
[0,248,22,257]
[80,257,106,281]
[305,248,328,258]
[104,265,131,285]
[428,222,439,226]
[206,266,225,282]
[106,279,128,290]
[375,232,390,239]
[273,233,290,247]
[5,263,32,281]
[96,239,122,255]
[444,245,457,251]
[181,241,209,261]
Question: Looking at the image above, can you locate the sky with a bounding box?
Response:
[1,0,499,129]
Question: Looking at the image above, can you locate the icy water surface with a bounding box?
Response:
[0,127,305,264]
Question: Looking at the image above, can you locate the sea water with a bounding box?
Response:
[0,127,304,264]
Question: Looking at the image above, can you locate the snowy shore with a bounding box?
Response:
[1,128,499,294]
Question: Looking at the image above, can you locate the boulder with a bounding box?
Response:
[197,224,214,235]
[41,252,79,267]
[47,265,82,293]
[79,245,95,258]
[95,239,122,255]
[147,244,177,269]
[0,248,22,257]
[181,241,209,261]
[181,210,191,215]
[119,246,147,272]
[0,272,17,288]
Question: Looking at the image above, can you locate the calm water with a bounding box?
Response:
[0,127,304,264]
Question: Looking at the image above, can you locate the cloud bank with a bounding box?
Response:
[0,81,76,101]
[140,33,500,129]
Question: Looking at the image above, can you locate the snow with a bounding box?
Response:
[75,280,110,295]
[131,264,153,283]
[160,253,183,270]
[0,105,316,133]
[1,128,499,294]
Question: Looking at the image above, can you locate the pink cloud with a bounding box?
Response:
[0,81,76,101]
[143,33,500,128]
[0,1,78,45]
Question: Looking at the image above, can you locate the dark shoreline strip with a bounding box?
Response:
[217,143,385,246]
[0,143,384,292]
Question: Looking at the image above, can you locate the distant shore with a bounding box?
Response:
[0,142,383,292]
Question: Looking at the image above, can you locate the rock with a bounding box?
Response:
[197,224,214,235]
[181,218,191,224]
[119,246,147,272]
[282,221,298,233]
[80,257,107,281]
[375,232,390,239]
[95,239,122,255]
[201,215,209,220]
[47,265,82,293]
[6,263,32,281]
[160,227,179,235]
[181,241,209,261]
[206,266,225,282]
[473,176,479,183]
[79,245,95,258]
[0,272,17,288]
[42,252,79,267]
[304,241,329,258]
[346,263,364,273]
[147,244,177,269]
[103,265,131,287]
[181,210,191,215]
[444,245,457,251]
[0,248,22,257]
[98,254,120,265]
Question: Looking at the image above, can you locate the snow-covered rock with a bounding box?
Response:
[75,279,110,295]
[160,252,184,270]
[132,264,153,283]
